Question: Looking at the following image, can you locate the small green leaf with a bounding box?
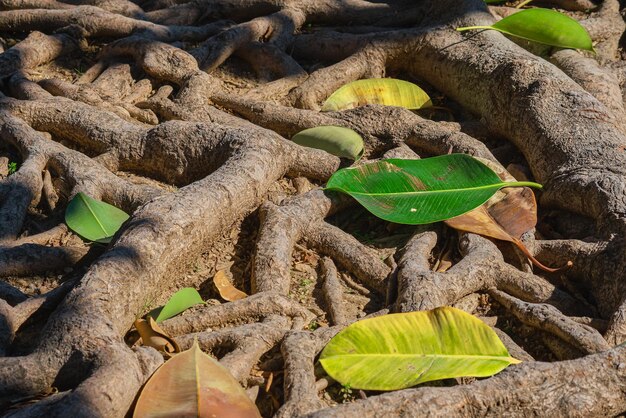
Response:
[7,161,17,175]
[321,78,432,112]
[319,307,520,391]
[325,154,542,224]
[64,192,129,243]
[292,126,364,160]
[457,8,593,51]
[150,288,205,323]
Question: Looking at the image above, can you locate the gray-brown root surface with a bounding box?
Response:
[1,0,626,417]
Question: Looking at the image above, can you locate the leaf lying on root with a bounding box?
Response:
[64,192,129,243]
[319,307,520,390]
[321,78,432,112]
[457,8,594,52]
[148,287,205,323]
[445,158,572,272]
[135,317,180,355]
[133,340,262,418]
[213,270,248,301]
[291,126,364,160]
[325,154,542,224]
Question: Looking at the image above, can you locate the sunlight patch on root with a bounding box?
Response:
[159,292,315,337]
[394,230,587,316]
[319,257,348,326]
[253,189,389,296]
[277,328,340,418]
[176,320,288,383]
[489,289,610,355]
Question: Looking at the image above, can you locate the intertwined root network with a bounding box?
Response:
[1,0,626,416]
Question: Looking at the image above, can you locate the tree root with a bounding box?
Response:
[1,0,626,416]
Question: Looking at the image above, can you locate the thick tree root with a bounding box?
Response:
[1,0,626,416]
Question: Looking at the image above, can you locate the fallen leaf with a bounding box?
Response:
[135,317,180,355]
[319,307,520,390]
[133,340,261,418]
[321,78,432,112]
[456,8,593,51]
[325,154,542,225]
[64,192,129,243]
[149,287,205,323]
[445,158,571,272]
[214,270,247,301]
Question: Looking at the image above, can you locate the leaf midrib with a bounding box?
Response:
[322,353,518,362]
[327,181,540,197]
[79,193,110,236]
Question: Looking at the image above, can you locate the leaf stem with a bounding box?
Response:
[503,181,543,189]
[456,26,493,32]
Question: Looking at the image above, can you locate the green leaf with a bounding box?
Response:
[150,288,205,323]
[321,78,432,112]
[64,192,130,243]
[319,307,520,391]
[325,154,542,224]
[292,126,364,160]
[457,8,593,51]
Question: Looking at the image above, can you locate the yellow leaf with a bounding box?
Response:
[321,78,432,112]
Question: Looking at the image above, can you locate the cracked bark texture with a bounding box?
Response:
[1,0,626,417]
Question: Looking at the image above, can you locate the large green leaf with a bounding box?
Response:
[149,288,205,323]
[292,126,364,160]
[325,154,541,224]
[457,8,593,51]
[319,307,520,390]
[321,78,432,112]
[64,192,130,243]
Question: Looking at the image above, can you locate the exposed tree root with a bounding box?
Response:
[1,0,626,416]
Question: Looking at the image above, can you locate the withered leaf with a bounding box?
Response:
[445,158,570,272]
[135,317,180,355]
[133,340,261,418]
[213,270,248,301]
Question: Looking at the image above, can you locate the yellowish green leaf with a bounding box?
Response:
[321,78,432,112]
[319,307,520,390]
[291,126,364,160]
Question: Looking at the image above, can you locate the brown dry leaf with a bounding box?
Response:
[445,158,570,272]
[133,340,261,418]
[135,317,180,355]
[213,270,248,301]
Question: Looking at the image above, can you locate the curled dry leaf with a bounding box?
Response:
[445,158,571,272]
[135,317,180,355]
[133,340,261,418]
[213,270,248,301]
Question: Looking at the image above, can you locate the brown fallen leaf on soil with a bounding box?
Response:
[213,270,248,301]
[445,158,571,272]
[134,340,261,418]
[135,316,180,355]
